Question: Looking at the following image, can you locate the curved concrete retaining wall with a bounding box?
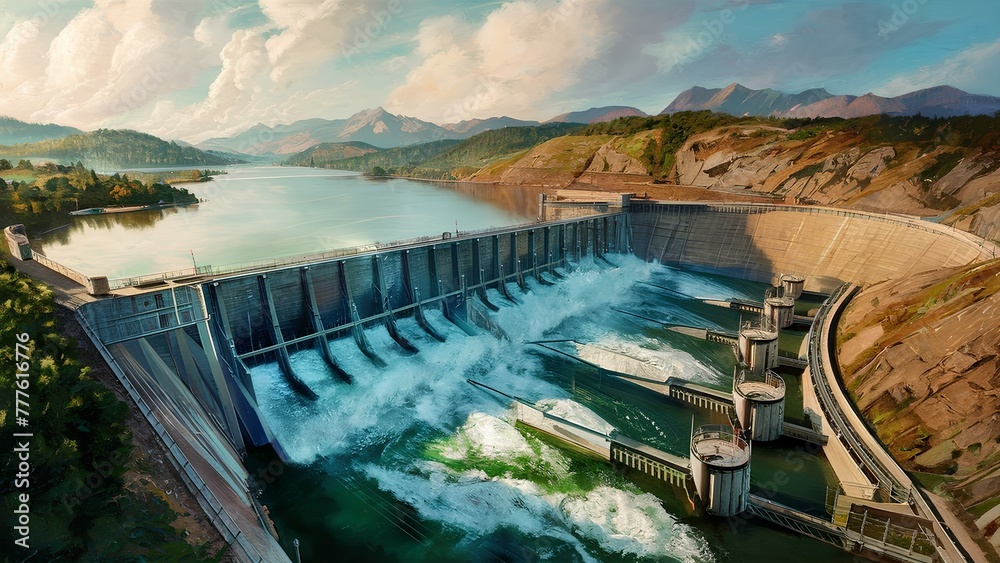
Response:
[632,203,997,292]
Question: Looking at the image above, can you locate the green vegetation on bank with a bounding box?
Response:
[284,123,584,179]
[128,168,226,186]
[411,123,584,178]
[0,255,215,560]
[290,139,462,176]
[0,129,244,169]
[282,141,380,167]
[0,160,200,233]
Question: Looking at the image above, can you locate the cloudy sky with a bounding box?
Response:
[1,0,998,143]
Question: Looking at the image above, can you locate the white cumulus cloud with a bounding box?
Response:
[385,0,684,122]
[0,0,217,131]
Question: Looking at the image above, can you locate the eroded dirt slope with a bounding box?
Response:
[837,259,1000,509]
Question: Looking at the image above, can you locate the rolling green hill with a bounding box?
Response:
[0,129,244,169]
[287,139,462,175]
[284,123,588,180]
[412,123,584,178]
[282,141,381,166]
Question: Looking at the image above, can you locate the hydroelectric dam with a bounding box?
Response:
[8,197,997,562]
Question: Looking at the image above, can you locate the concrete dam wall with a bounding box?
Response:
[81,213,631,452]
[632,202,996,292]
[207,214,629,447]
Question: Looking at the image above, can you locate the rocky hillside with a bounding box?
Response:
[668,115,1000,241]
[454,113,1000,244]
[837,259,1000,508]
[467,135,616,186]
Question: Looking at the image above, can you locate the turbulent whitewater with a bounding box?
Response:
[247,256,831,562]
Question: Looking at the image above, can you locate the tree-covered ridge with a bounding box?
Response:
[0,129,244,168]
[0,160,200,233]
[413,123,584,178]
[0,257,216,559]
[282,141,380,167]
[291,139,462,174]
[284,123,586,180]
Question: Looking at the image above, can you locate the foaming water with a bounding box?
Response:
[251,257,669,463]
[571,339,720,385]
[248,256,843,562]
[649,265,763,302]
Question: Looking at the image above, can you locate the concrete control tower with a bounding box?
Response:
[780,274,805,299]
[690,425,751,516]
[733,368,786,441]
[764,296,795,329]
[738,324,779,375]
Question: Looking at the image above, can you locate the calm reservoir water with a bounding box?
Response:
[33,166,539,278]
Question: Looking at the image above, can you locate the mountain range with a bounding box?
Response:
[2,84,998,165]
[661,83,1000,119]
[545,106,648,124]
[198,105,647,156]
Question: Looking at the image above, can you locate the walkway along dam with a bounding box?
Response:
[8,200,997,562]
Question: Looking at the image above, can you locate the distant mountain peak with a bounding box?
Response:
[199,107,513,155]
[661,83,1000,119]
[545,105,648,124]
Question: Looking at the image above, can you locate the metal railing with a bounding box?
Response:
[807,284,907,504]
[75,309,284,563]
[106,211,627,289]
[108,266,201,290]
[844,509,937,562]
[31,250,92,287]
[690,424,749,455]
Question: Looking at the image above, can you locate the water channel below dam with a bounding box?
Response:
[246,256,851,563]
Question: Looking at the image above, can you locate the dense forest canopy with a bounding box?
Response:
[0,256,214,559]
[0,129,242,168]
[284,123,584,180]
[0,160,202,233]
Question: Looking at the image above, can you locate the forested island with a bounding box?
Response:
[0,159,205,234]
